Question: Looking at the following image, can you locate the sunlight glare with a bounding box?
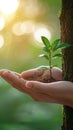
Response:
[0,16,5,31]
[0,35,4,48]
[34,27,51,43]
[0,0,19,15]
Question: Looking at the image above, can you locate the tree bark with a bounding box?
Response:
[60,0,73,130]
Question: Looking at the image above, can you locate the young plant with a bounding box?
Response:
[39,36,72,81]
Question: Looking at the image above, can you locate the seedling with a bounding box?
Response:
[39,36,72,81]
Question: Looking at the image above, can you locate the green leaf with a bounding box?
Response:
[52,39,72,51]
[39,54,49,60]
[52,39,60,51]
[42,46,49,52]
[55,42,72,50]
[41,36,50,50]
[53,53,63,58]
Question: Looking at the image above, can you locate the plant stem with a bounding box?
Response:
[49,47,52,80]
[50,66,52,79]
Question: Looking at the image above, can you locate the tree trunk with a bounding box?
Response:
[60,0,73,130]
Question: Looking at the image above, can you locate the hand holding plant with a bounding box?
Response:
[39,36,71,81]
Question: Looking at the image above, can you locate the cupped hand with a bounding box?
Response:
[0,66,73,108]
[21,66,62,82]
[21,66,73,107]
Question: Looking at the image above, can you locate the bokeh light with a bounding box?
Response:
[21,21,35,34]
[0,16,5,31]
[0,35,4,48]
[12,21,35,36]
[0,0,19,15]
[21,0,43,18]
[12,22,23,36]
[34,27,51,43]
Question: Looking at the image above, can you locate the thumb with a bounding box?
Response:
[25,81,48,91]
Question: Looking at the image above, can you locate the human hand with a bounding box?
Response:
[21,66,73,107]
[0,66,62,102]
[0,66,73,108]
[0,66,62,91]
[21,66,62,82]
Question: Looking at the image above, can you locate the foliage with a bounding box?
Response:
[39,36,72,79]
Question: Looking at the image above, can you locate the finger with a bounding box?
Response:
[25,80,49,92]
[0,70,31,93]
[0,69,9,76]
[0,69,20,77]
[34,92,58,103]
[21,69,43,80]
[21,69,37,79]
[25,80,73,107]
[27,91,48,102]
[21,66,62,82]
[28,90,60,103]
[0,69,24,92]
[25,80,62,94]
[25,80,65,106]
[21,66,50,79]
[0,70,41,96]
[25,80,72,100]
[52,67,62,80]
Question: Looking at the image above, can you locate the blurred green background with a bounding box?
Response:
[0,0,62,130]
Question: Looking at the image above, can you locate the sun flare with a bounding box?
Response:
[0,0,19,15]
[34,27,51,43]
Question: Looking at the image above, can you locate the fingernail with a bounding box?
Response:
[25,81,32,88]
